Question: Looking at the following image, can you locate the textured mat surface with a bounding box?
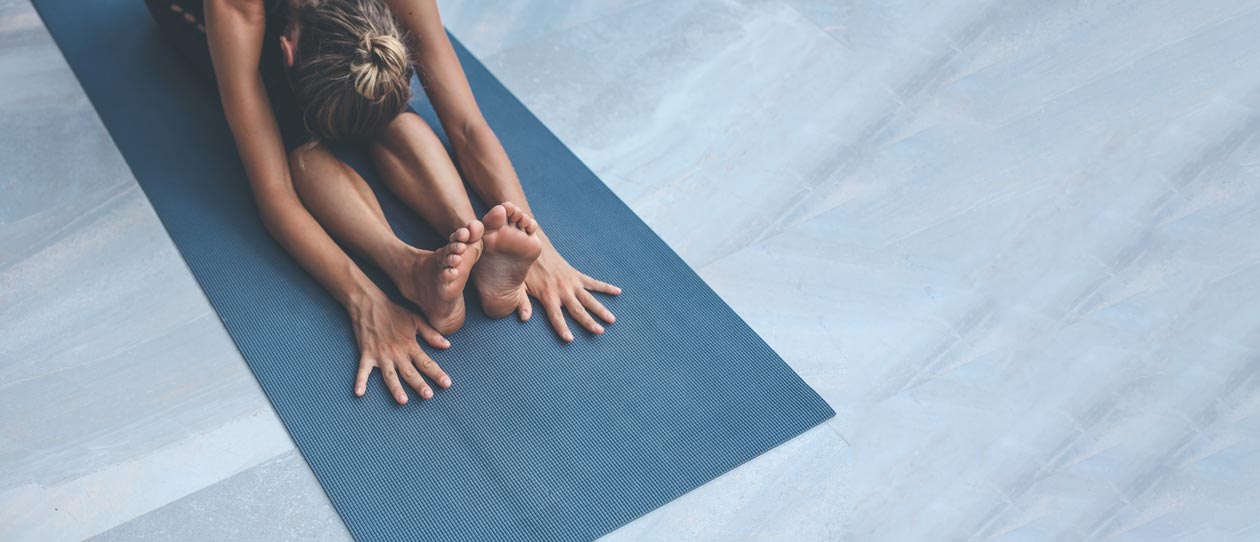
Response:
[31,0,835,540]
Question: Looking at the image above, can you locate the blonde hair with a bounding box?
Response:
[288,0,413,142]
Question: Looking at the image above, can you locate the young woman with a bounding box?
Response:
[145,0,620,404]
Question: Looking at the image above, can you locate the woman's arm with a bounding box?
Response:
[205,0,449,401]
[205,0,373,307]
[386,0,621,341]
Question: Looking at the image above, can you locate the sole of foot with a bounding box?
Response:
[474,202,542,319]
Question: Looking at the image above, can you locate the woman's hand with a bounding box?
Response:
[347,291,453,404]
[521,240,621,342]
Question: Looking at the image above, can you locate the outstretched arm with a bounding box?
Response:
[205,0,448,401]
[386,0,621,341]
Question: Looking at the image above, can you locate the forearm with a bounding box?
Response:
[227,116,382,310]
[204,1,379,310]
[219,86,382,309]
[451,122,533,215]
[254,188,383,308]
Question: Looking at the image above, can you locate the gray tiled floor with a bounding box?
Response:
[4,0,1260,540]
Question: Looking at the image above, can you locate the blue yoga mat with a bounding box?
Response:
[32,1,835,540]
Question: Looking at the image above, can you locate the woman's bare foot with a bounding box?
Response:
[395,220,484,334]
[474,203,542,318]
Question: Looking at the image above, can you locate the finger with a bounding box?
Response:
[543,297,574,342]
[380,360,408,404]
[578,289,616,324]
[581,274,622,296]
[563,294,604,335]
[415,317,450,349]
[397,357,433,400]
[517,291,533,321]
[410,346,452,388]
[354,357,375,397]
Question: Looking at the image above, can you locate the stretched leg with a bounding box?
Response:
[370,112,474,233]
[371,112,541,318]
[288,143,482,334]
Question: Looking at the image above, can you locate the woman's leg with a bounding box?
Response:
[370,112,542,319]
[369,112,474,234]
[288,142,483,334]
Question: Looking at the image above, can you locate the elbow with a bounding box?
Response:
[249,147,311,242]
[251,184,301,240]
[453,118,491,148]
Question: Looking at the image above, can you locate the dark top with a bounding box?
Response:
[144,0,309,149]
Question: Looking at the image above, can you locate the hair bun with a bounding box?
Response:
[288,0,415,141]
[351,31,408,101]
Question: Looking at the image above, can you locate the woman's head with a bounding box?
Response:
[279,0,413,142]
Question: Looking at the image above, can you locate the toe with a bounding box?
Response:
[445,253,461,268]
[483,205,508,230]
[525,218,539,234]
[443,267,460,280]
[467,219,485,242]
[448,241,466,255]
[450,227,470,243]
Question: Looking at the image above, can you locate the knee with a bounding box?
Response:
[286,142,323,185]
[385,110,424,131]
[375,111,438,149]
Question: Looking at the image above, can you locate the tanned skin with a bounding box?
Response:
[204,0,620,404]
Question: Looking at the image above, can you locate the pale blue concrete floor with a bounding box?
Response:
[4,0,1260,540]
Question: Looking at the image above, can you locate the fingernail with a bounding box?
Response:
[441,376,452,387]
[423,388,433,399]
[595,325,604,333]
[398,396,407,404]
[564,334,574,342]
[356,386,365,395]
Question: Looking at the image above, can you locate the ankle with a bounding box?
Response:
[382,242,423,287]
